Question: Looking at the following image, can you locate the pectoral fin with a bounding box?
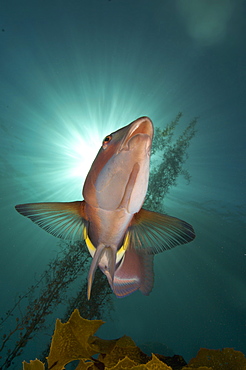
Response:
[128,208,195,254]
[15,201,87,240]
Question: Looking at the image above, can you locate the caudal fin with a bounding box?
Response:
[113,248,154,298]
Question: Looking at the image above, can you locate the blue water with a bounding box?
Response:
[1,0,245,367]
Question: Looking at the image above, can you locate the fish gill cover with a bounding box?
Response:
[0,114,197,369]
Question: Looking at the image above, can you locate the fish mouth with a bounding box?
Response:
[118,117,153,153]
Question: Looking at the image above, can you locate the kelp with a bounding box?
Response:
[23,310,246,370]
[144,112,197,212]
[22,310,174,369]
[185,347,246,370]
[0,244,112,369]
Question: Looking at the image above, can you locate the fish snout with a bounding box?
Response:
[127,133,152,155]
[119,117,153,153]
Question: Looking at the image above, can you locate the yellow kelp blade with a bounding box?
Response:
[47,309,104,370]
[22,359,44,370]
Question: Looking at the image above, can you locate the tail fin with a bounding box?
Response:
[87,244,116,300]
[113,248,154,298]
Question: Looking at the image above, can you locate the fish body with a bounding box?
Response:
[82,118,153,297]
[15,117,195,299]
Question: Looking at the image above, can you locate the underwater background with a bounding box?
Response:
[0,0,245,368]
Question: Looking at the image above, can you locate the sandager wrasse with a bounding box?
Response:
[15,117,195,299]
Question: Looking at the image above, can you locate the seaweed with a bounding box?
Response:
[0,243,112,369]
[185,347,246,370]
[144,112,197,212]
[22,310,175,369]
[22,310,246,370]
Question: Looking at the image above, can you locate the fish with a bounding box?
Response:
[15,117,195,299]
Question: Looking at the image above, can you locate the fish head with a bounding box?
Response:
[83,116,153,214]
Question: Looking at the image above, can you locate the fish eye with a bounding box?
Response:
[102,134,112,149]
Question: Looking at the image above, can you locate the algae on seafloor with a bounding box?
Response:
[23,309,246,370]
[185,347,246,370]
[22,359,45,370]
[47,309,104,369]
